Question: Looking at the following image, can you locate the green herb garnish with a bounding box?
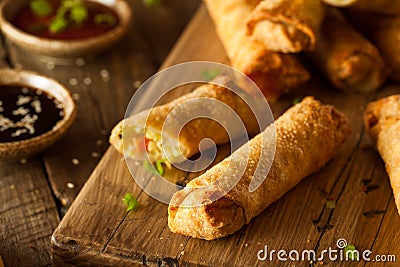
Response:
[94,13,117,25]
[30,0,53,17]
[201,69,220,81]
[144,160,158,175]
[143,0,162,7]
[326,200,336,209]
[70,2,88,24]
[49,13,68,33]
[344,244,359,261]
[123,193,139,212]
[155,159,165,175]
[292,97,303,105]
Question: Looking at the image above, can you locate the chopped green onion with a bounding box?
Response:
[144,160,158,175]
[123,193,139,212]
[30,0,53,17]
[201,69,220,81]
[49,15,68,33]
[326,200,336,209]
[70,3,88,24]
[292,97,303,105]
[155,159,165,175]
[94,13,117,25]
[143,0,162,7]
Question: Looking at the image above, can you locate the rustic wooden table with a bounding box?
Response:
[0,1,200,266]
[1,1,400,267]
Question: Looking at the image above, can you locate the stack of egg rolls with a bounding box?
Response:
[308,8,388,92]
[204,0,310,101]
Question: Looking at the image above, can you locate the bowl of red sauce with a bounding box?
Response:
[0,69,77,160]
[0,0,132,58]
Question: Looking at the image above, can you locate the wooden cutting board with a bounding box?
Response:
[52,6,400,266]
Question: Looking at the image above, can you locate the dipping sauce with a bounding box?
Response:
[12,0,119,40]
[0,85,64,142]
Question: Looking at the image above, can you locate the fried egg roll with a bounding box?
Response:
[364,95,400,215]
[204,0,310,101]
[168,97,350,240]
[246,0,324,53]
[109,77,259,164]
[322,0,400,15]
[307,8,388,92]
[346,10,400,82]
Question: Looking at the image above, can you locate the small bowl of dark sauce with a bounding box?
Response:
[0,0,132,58]
[0,69,76,160]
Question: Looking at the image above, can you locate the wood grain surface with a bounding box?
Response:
[0,0,199,266]
[51,5,400,267]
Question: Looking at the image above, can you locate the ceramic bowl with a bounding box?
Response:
[0,0,132,58]
[0,69,77,160]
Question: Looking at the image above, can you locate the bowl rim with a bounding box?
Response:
[0,0,132,57]
[0,68,77,153]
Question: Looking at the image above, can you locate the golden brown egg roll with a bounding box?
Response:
[109,77,259,164]
[168,97,351,240]
[322,0,400,15]
[246,0,325,53]
[204,0,310,101]
[346,10,400,82]
[307,8,388,92]
[364,95,400,215]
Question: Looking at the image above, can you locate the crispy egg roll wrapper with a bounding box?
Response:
[168,97,351,240]
[307,8,388,92]
[246,0,324,53]
[109,78,259,162]
[346,10,400,82]
[204,0,310,101]
[322,0,400,15]
[364,95,400,215]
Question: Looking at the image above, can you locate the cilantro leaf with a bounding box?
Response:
[201,69,220,81]
[94,13,117,25]
[30,0,53,17]
[143,0,162,7]
[49,14,68,33]
[70,3,88,24]
[144,160,158,175]
[123,193,139,212]
[292,97,303,105]
[156,159,165,175]
[326,200,336,209]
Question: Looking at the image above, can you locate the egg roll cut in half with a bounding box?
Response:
[168,97,351,240]
[321,0,400,15]
[345,10,400,82]
[307,8,388,93]
[364,95,400,215]
[246,0,325,53]
[109,77,259,164]
[204,0,310,101]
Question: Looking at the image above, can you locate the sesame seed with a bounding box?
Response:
[67,182,75,189]
[75,58,85,66]
[9,184,15,189]
[19,158,27,164]
[72,158,80,165]
[100,129,108,135]
[91,152,100,158]
[46,62,55,70]
[133,80,142,89]
[69,78,78,86]
[180,251,185,255]
[72,93,80,101]
[83,77,92,85]
[96,139,103,146]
